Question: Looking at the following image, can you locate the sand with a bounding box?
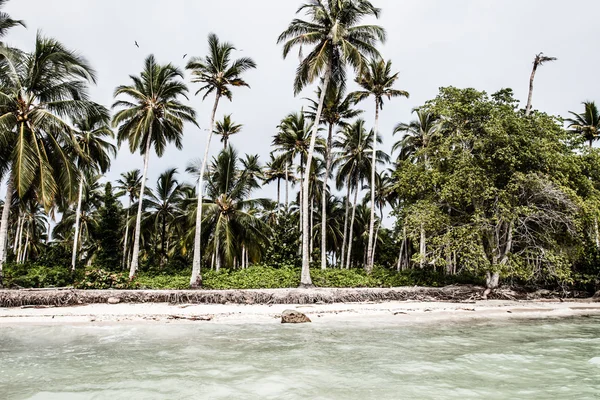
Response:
[1,299,600,325]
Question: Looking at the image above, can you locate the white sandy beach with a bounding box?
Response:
[1,299,599,325]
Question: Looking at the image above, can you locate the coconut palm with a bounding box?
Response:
[186,33,256,288]
[0,34,104,286]
[333,119,388,269]
[263,154,289,207]
[112,54,196,279]
[525,52,556,116]
[278,0,384,286]
[566,101,600,147]
[351,57,409,273]
[214,114,243,149]
[146,168,189,265]
[306,81,362,269]
[393,109,440,164]
[0,0,24,40]
[203,147,269,270]
[70,112,115,271]
[115,169,142,269]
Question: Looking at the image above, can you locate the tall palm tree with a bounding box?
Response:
[333,119,387,269]
[351,57,409,273]
[525,52,556,116]
[0,34,104,286]
[186,33,256,288]
[566,101,600,147]
[112,55,196,279]
[263,154,288,207]
[214,114,243,149]
[0,0,24,40]
[203,147,269,270]
[116,169,142,269]
[278,0,384,286]
[393,109,440,164]
[306,81,362,269]
[70,113,115,271]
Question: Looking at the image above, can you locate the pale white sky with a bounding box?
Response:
[4,0,599,219]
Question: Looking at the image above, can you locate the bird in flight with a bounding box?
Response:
[182,54,187,59]
[135,41,139,48]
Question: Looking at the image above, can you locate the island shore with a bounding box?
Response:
[1,287,599,325]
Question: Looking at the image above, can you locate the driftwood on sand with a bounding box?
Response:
[0,285,591,308]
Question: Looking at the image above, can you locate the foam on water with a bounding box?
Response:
[1,317,600,399]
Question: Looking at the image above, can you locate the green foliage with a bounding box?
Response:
[263,210,300,268]
[3,262,72,288]
[75,268,135,289]
[94,182,123,271]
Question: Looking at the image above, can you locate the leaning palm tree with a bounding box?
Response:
[566,101,600,147]
[393,109,440,164]
[186,33,256,288]
[525,52,557,116]
[351,57,409,273]
[0,34,104,286]
[71,112,116,271]
[0,0,24,41]
[306,81,362,270]
[278,0,384,286]
[214,114,243,149]
[112,55,196,279]
[116,169,142,269]
[333,119,388,269]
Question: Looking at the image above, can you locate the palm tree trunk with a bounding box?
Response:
[346,185,359,270]
[301,62,332,286]
[121,197,132,270]
[215,235,221,272]
[191,92,221,288]
[277,178,281,208]
[13,214,21,253]
[0,176,14,287]
[22,228,29,263]
[366,100,380,274]
[340,180,351,269]
[595,217,600,249]
[321,123,334,270]
[371,212,382,267]
[129,131,153,279]
[419,223,426,269]
[285,161,289,208]
[525,61,539,116]
[223,137,228,150]
[310,197,314,255]
[71,174,85,272]
[16,217,24,263]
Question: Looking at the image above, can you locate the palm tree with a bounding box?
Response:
[306,81,362,269]
[186,33,256,288]
[214,114,243,149]
[0,0,24,40]
[115,169,142,269]
[333,119,388,269]
[566,101,600,147]
[0,34,104,286]
[278,0,384,286]
[393,109,440,164]
[263,154,288,207]
[351,57,409,273]
[525,52,557,116]
[203,147,269,270]
[146,168,188,265]
[112,55,196,279]
[70,113,115,271]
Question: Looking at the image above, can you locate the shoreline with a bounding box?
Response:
[2,299,600,326]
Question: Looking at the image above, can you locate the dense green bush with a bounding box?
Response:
[3,262,72,288]
[74,268,135,289]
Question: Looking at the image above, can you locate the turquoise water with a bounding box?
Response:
[1,317,600,399]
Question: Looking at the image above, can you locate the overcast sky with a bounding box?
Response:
[4,0,600,214]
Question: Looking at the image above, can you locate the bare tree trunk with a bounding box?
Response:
[340,181,351,269]
[419,223,426,269]
[16,216,24,263]
[13,214,21,253]
[22,228,29,263]
[71,174,85,271]
[285,161,289,208]
[366,100,380,273]
[121,197,131,270]
[595,217,600,249]
[321,123,334,270]
[346,186,359,270]
[276,178,281,209]
[310,197,314,255]
[129,131,152,279]
[191,92,221,288]
[525,61,539,117]
[371,220,381,267]
[397,234,404,272]
[211,250,215,271]
[301,62,332,286]
[0,176,14,287]
[215,236,221,272]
